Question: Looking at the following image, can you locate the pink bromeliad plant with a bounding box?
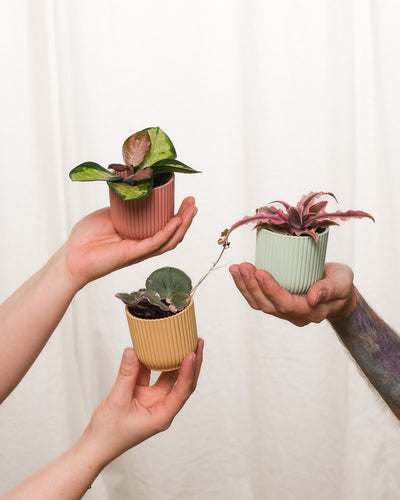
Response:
[218,191,375,245]
[193,191,374,293]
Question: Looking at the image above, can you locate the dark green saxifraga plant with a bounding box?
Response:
[116,267,192,319]
[69,127,199,201]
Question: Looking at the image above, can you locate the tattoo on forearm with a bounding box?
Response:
[331,295,400,418]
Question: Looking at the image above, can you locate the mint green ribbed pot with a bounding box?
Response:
[255,228,329,295]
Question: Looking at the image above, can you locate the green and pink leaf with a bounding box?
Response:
[122,130,151,167]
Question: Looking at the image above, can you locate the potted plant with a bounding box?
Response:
[216,191,374,295]
[116,267,198,371]
[69,127,199,239]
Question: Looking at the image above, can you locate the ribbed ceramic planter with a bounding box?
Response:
[125,297,198,371]
[255,228,329,295]
[109,173,175,239]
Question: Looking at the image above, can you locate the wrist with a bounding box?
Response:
[72,427,112,473]
[77,420,128,470]
[54,242,89,293]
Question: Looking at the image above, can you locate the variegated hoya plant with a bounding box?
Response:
[69,127,199,200]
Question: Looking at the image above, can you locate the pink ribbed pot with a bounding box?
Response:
[109,173,175,240]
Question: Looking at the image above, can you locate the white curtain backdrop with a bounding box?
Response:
[1,1,400,498]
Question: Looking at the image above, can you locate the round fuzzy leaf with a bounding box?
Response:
[146,267,192,299]
[107,178,153,200]
[70,162,122,181]
[151,158,200,175]
[142,127,177,167]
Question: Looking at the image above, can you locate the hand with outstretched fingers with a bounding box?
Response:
[62,196,198,290]
[2,340,204,499]
[229,262,359,326]
[82,338,204,465]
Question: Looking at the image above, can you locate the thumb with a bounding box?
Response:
[307,276,339,307]
[109,348,140,406]
[308,263,355,307]
[307,272,346,307]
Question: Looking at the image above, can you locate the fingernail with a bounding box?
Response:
[317,290,326,303]
[230,271,240,281]
[122,348,134,363]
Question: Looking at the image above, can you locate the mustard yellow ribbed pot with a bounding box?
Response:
[125,297,198,371]
[255,228,329,295]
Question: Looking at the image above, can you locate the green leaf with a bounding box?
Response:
[146,267,192,298]
[151,158,201,175]
[142,127,177,167]
[115,292,142,306]
[107,178,153,200]
[168,291,191,311]
[115,290,171,311]
[140,290,171,311]
[122,130,151,167]
[69,162,122,181]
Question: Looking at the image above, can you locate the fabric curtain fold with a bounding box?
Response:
[1,1,400,498]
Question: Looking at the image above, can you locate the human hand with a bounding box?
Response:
[61,197,197,290]
[81,338,204,467]
[229,262,359,326]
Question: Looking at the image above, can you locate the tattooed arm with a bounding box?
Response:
[229,262,400,419]
[331,295,400,419]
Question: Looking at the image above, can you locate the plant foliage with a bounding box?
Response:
[194,192,375,288]
[219,191,375,246]
[69,127,200,200]
[116,267,192,319]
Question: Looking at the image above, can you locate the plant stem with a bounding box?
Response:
[191,243,228,295]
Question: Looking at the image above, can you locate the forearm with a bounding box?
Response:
[0,246,79,403]
[330,294,400,419]
[1,435,106,500]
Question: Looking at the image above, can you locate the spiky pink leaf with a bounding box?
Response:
[122,130,151,167]
[218,212,287,247]
[258,205,289,224]
[299,191,337,210]
[287,207,302,228]
[293,228,320,243]
[308,201,328,214]
[307,210,375,224]
[266,200,291,211]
